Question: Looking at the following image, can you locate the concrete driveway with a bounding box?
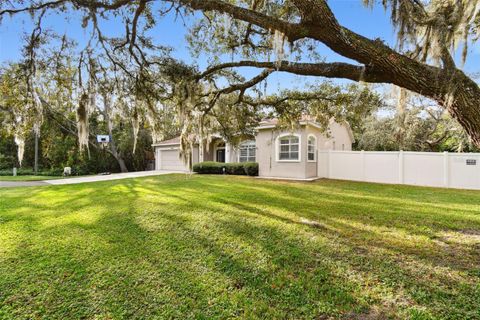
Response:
[0,170,188,188]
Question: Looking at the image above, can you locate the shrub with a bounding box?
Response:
[0,168,35,176]
[192,162,223,174]
[38,168,64,176]
[0,170,14,176]
[193,162,258,176]
[224,163,245,175]
[243,162,259,176]
[0,154,15,170]
[0,167,66,177]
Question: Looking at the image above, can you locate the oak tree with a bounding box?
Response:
[2,0,480,146]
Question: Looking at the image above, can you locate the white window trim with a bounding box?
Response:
[307,134,317,162]
[276,133,301,162]
[237,140,256,163]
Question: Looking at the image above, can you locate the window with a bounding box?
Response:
[239,140,256,162]
[307,135,316,162]
[278,135,300,161]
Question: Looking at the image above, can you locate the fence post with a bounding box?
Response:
[398,150,404,184]
[361,150,366,181]
[443,151,449,188]
[327,150,331,179]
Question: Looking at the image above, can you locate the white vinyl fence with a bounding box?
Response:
[318,150,480,190]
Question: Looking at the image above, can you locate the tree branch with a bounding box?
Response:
[199,60,390,84]
[128,0,147,65]
[178,0,306,41]
[243,93,337,108]
[0,0,66,16]
[201,69,272,114]
[181,0,445,96]
[215,69,273,95]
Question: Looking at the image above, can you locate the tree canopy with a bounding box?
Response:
[1,0,480,160]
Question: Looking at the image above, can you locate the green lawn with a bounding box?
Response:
[0,175,63,181]
[0,175,479,319]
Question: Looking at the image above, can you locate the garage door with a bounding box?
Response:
[159,149,188,171]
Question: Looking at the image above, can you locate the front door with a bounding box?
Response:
[216,148,226,162]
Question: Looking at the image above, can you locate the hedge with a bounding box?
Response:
[0,167,65,177]
[193,161,258,176]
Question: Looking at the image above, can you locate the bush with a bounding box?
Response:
[193,162,258,176]
[38,168,64,176]
[224,163,245,175]
[0,154,15,170]
[243,162,259,176]
[192,162,222,174]
[0,168,36,176]
[0,167,65,177]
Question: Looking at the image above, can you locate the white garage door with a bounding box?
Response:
[159,149,188,171]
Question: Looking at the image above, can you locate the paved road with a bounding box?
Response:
[0,170,188,188]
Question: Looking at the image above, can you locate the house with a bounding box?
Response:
[153,118,354,179]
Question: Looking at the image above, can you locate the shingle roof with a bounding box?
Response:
[258,115,317,127]
[153,136,181,146]
[258,118,279,126]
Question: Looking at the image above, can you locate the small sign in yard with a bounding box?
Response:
[63,167,72,176]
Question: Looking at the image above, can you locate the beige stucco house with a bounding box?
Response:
[153,118,354,179]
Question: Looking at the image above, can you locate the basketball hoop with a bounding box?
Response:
[97,135,110,149]
[96,135,111,174]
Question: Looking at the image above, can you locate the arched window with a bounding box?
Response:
[277,134,300,161]
[238,140,256,162]
[307,135,316,162]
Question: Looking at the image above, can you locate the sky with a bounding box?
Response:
[1,0,479,94]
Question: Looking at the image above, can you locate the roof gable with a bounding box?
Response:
[152,136,181,147]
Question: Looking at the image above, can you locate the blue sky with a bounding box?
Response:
[1,0,479,93]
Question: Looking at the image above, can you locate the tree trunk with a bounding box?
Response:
[34,131,39,175]
[114,154,129,173]
[103,93,129,173]
[442,73,480,147]
[107,126,128,173]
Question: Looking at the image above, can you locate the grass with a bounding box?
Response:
[0,175,63,181]
[0,174,479,319]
